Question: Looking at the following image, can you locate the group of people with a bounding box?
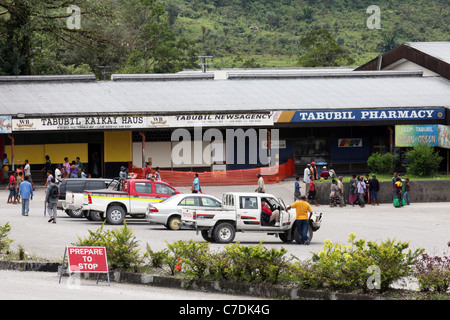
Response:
[300,162,337,206]
[4,155,87,221]
[348,174,380,207]
[297,162,412,208]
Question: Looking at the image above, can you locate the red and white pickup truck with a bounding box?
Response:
[82,179,180,225]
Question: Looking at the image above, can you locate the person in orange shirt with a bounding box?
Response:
[286,195,313,245]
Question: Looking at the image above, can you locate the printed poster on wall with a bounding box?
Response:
[395,125,438,147]
[438,125,450,149]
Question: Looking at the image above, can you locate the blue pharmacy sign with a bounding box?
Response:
[285,108,445,122]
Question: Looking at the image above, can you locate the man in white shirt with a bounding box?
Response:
[24,159,33,189]
[303,164,311,193]
[54,164,62,184]
[255,173,265,193]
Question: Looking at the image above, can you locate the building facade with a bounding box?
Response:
[1,42,449,181]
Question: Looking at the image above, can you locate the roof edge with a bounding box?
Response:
[111,73,215,81]
[226,70,423,80]
[0,74,96,83]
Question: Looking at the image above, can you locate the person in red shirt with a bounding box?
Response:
[7,172,16,203]
[143,162,151,179]
[308,178,320,206]
[261,199,280,226]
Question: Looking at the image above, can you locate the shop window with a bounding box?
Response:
[293,138,330,165]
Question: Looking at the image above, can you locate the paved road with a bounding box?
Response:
[1,182,449,262]
[0,269,262,300]
[1,181,449,299]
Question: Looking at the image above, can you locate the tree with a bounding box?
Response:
[0,0,114,75]
[118,0,199,73]
[296,28,354,67]
[378,33,398,53]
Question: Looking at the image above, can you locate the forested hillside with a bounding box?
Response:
[0,0,448,77]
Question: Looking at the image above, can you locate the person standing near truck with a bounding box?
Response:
[286,195,313,245]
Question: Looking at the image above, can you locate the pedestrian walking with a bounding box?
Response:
[7,172,16,204]
[329,179,344,207]
[328,165,336,180]
[369,174,380,205]
[307,177,320,206]
[357,176,366,207]
[364,174,371,203]
[43,170,53,188]
[392,172,399,200]
[76,157,83,177]
[294,176,301,201]
[192,173,201,193]
[55,164,62,183]
[286,195,313,245]
[41,155,51,182]
[144,162,151,179]
[18,176,33,216]
[63,157,70,178]
[310,162,318,181]
[349,174,358,206]
[303,164,311,193]
[404,177,411,205]
[153,167,161,181]
[70,161,78,178]
[14,171,23,204]
[255,173,265,193]
[337,176,346,204]
[2,153,9,180]
[46,178,59,223]
[394,177,404,207]
[119,166,127,179]
[23,159,33,190]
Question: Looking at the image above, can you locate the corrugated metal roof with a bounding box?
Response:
[406,42,450,64]
[0,72,449,117]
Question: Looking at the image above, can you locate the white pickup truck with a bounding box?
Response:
[180,192,323,244]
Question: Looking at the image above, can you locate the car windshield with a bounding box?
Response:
[158,195,181,204]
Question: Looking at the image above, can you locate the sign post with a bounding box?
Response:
[59,246,110,285]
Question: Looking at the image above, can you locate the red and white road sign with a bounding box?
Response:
[67,246,108,273]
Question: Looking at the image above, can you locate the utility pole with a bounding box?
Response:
[197,56,213,73]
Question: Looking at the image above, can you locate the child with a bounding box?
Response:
[294,176,301,201]
[404,177,411,205]
[308,177,320,206]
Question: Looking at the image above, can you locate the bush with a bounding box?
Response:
[367,152,396,174]
[221,242,290,284]
[405,144,443,176]
[415,254,450,293]
[73,222,142,272]
[291,233,424,292]
[0,223,13,254]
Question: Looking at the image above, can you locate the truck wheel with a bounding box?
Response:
[166,215,181,230]
[213,222,236,243]
[89,211,104,221]
[201,230,215,242]
[294,223,313,244]
[106,205,126,225]
[279,231,294,243]
[67,208,84,218]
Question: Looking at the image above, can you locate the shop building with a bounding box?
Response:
[0,42,449,182]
